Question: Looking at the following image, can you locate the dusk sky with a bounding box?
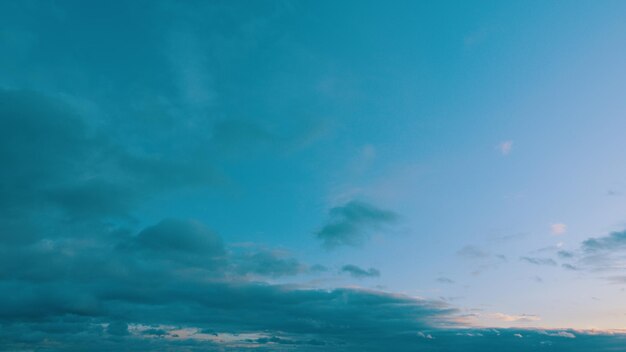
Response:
[2,1,626,351]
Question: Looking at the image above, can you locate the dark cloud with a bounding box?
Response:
[341,264,381,278]
[563,228,626,274]
[520,257,557,266]
[437,277,455,284]
[457,246,490,259]
[557,250,574,259]
[582,230,626,252]
[231,248,307,278]
[562,264,580,271]
[0,217,460,350]
[253,335,327,346]
[607,190,622,196]
[133,219,224,256]
[0,240,459,351]
[117,219,227,270]
[316,201,398,249]
[0,89,219,245]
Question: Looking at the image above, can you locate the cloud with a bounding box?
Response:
[231,248,307,278]
[520,257,557,266]
[490,313,541,323]
[0,216,468,350]
[582,230,626,252]
[568,229,626,273]
[133,219,224,256]
[341,264,381,278]
[562,263,580,271]
[540,330,576,338]
[316,201,398,249]
[457,246,490,259]
[497,140,513,155]
[551,223,567,235]
[436,277,455,284]
[0,89,219,244]
[0,222,461,350]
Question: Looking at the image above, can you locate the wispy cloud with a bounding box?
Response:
[520,257,558,266]
[582,230,626,252]
[457,246,490,259]
[490,313,541,323]
[341,264,381,278]
[562,263,580,271]
[316,200,398,249]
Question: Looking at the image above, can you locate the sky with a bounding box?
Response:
[2,0,626,350]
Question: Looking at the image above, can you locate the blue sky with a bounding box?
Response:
[2,0,626,350]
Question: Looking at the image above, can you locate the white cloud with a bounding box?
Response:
[417,331,434,339]
[490,313,541,322]
[497,140,513,155]
[540,331,576,339]
[551,223,567,235]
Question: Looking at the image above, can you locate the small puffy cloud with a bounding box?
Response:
[497,140,513,155]
[520,257,557,266]
[551,223,567,235]
[340,264,380,278]
[316,200,398,249]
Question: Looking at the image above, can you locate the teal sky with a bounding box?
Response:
[2,1,626,350]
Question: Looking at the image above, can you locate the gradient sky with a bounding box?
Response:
[2,1,626,351]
